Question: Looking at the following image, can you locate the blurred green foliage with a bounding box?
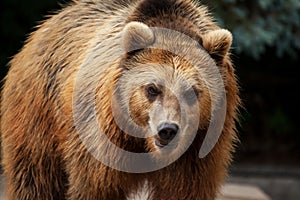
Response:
[204,0,300,59]
[266,107,293,135]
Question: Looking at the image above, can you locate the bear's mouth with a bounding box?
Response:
[155,139,168,148]
[154,136,177,149]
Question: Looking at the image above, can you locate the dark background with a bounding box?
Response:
[1,0,299,167]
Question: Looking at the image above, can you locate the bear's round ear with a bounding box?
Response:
[201,29,232,65]
[122,21,155,53]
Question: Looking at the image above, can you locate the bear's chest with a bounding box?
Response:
[127,180,152,200]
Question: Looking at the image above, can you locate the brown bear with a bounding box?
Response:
[1,0,240,200]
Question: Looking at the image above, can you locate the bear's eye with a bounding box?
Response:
[183,89,199,105]
[145,84,160,99]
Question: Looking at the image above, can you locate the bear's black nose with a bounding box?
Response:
[157,123,179,142]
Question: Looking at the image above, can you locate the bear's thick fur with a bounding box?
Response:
[1,0,240,199]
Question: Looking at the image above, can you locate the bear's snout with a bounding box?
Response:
[155,123,179,147]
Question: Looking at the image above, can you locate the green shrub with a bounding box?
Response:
[203,0,300,59]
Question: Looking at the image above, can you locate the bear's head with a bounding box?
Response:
[112,22,232,159]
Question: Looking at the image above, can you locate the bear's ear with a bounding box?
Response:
[201,29,232,64]
[122,21,155,52]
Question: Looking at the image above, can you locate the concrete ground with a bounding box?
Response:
[228,165,300,200]
[217,183,270,200]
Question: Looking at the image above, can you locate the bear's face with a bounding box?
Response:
[118,50,211,158]
[115,22,232,158]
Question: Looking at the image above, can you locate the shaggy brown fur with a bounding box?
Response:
[1,0,240,199]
